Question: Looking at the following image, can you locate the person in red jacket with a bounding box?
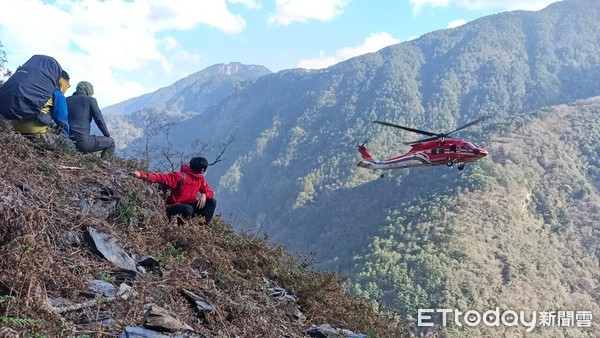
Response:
[130,157,216,225]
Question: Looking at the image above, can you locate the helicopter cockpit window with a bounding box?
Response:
[431,149,437,155]
[450,145,457,152]
[461,143,468,149]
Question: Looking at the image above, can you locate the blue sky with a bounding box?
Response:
[0,0,559,108]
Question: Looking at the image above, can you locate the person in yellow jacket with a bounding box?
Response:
[11,70,71,147]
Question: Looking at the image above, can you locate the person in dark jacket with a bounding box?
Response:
[130,157,217,225]
[66,81,115,159]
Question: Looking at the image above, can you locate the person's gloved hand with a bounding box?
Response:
[36,113,57,130]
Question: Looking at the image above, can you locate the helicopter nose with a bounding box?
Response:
[479,148,488,157]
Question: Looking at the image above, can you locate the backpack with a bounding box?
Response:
[0,55,62,126]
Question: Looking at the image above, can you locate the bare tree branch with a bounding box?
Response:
[208,135,234,166]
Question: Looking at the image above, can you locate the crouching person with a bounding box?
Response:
[130,157,216,225]
[67,81,115,159]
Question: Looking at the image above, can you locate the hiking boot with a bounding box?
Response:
[101,143,115,159]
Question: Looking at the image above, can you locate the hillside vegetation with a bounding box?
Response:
[352,97,600,337]
[0,118,413,338]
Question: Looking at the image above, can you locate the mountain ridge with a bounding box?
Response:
[103,62,272,115]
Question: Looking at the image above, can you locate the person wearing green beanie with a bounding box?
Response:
[66,81,115,159]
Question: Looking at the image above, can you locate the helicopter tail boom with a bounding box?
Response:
[357,145,379,169]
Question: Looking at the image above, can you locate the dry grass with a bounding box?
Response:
[0,122,413,338]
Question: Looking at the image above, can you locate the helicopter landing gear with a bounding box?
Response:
[458,163,465,171]
[446,158,454,167]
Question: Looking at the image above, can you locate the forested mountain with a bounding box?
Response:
[103,62,272,115]
[103,62,271,153]
[110,0,600,336]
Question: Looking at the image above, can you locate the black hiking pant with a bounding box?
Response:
[73,135,115,159]
[166,198,217,225]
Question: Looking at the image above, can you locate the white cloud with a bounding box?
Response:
[298,32,400,69]
[411,0,559,14]
[447,19,466,28]
[0,0,246,106]
[228,0,261,10]
[268,0,349,26]
[410,0,450,15]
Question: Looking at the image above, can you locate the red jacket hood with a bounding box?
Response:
[180,164,202,178]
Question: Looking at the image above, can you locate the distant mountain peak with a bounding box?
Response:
[103,62,272,115]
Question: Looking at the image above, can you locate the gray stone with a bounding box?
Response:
[78,199,90,213]
[118,283,138,300]
[85,227,137,272]
[137,255,164,275]
[143,305,185,332]
[102,318,119,331]
[307,324,341,338]
[89,279,116,297]
[118,326,172,338]
[60,230,82,246]
[182,290,215,313]
[268,287,298,302]
[89,199,117,220]
[306,324,368,338]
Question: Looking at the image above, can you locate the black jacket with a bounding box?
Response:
[66,91,110,140]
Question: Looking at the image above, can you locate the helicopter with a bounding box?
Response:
[357,117,488,171]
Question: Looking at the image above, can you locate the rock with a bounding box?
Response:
[268,287,298,302]
[60,230,82,246]
[78,199,90,213]
[84,227,137,272]
[306,324,341,338]
[278,302,305,321]
[89,198,117,220]
[88,279,116,297]
[137,255,165,275]
[267,286,304,321]
[118,326,172,338]
[143,305,185,332]
[15,182,30,192]
[118,283,138,300]
[102,318,119,331]
[306,324,368,338]
[182,289,216,313]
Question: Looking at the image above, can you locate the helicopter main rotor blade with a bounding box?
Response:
[402,136,440,144]
[445,117,488,136]
[372,120,438,137]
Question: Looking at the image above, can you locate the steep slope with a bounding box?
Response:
[0,119,412,338]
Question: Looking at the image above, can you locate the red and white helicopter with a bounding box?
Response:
[357,118,488,171]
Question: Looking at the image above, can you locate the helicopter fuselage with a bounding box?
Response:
[357,139,488,170]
